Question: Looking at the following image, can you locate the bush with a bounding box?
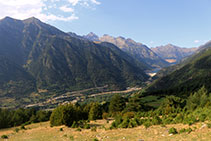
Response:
[93,138,99,141]
[179,128,192,134]
[143,120,152,129]
[1,135,8,139]
[20,125,26,130]
[183,115,198,125]
[207,123,211,128]
[69,136,74,140]
[83,123,90,129]
[50,104,83,127]
[168,127,178,134]
[60,128,63,131]
[76,128,81,131]
[102,112,109,119]
[14,128,20,133]
[162,116,174,124]
[123,112,135,118]
[110,116,123,129]
[71,121,78,128]
[174,113,184,123]
[91,126,97,132]
[152,116,162,125]
[119,117,130,128]
[199,114,207,122]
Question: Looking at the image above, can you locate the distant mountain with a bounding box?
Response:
[151,44,198,64]
[0,17,149,107]
[146,45,211,96]
[83,33,170,69]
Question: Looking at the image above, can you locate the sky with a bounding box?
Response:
[0,0,211,48]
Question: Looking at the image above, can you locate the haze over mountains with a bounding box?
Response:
[83,32,170,69]
[151,44,198,64]
[82,32,199,69]
[147,43,211,95]
[0,17,149,107]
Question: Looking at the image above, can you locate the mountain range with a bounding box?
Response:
[0,17,149,107]
[151,44,198,64]
[83,32,170,69]
[146,42,211,96]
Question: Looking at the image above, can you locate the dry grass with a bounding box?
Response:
[0,120,210,141]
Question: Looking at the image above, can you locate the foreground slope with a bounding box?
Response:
[0,121,210,141]
[147,46,211,96]
[0,17,149,106]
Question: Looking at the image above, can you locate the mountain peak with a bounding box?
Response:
[87,32,98,36]
[84,32,99,41]
[0,16,19,22]
[23,17,42,24]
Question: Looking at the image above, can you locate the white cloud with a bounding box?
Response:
[68,0,79,6]
[150,41,154,44]
[194,40,200,43]
[60,5,74,12]
[90,0,100,5]
[0,0,100,22]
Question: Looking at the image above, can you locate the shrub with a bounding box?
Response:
[14,128,20,133]
[119,117,130,128]
[50,104,82,127]
[168,127,178,134]
[183,115,198,125]
[186,128,193,133]
[71,121,78,128]
[20,125,26,130]
[60,128,63,131]
[152,116,162,125]
[93,138,99,141]
[76,128,81,131]
[207,123,211,128]
[179,128,192,134]
[102,112,109,119]
[91,126,97,132]
[143,120,152,129]
[1,135,8,139]
[199,114,207,122]
[174,113,184,123]
[83,123,90,129]
[162,116,174,124]
[110,116,123,129]
[123,112,135,118]
[69,136,74,140]
[179,128,186,133]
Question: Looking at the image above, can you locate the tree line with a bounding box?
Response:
[1,86,210,130]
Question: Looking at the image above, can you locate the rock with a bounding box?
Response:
[200,124,207,129]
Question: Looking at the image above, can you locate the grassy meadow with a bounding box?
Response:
[0,120,211,141]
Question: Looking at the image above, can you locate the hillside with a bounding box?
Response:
[0,121,210,141]
[151,44,198,64]
[83,33,170,69]
[146,46,211,96]
[0,17,149,108]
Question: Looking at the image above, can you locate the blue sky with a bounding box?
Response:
[0,0,211,48]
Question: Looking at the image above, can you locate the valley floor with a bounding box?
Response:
[0,120,210,141]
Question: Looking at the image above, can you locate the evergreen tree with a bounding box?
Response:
[89,103,102,120]
[109,94,126,114]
